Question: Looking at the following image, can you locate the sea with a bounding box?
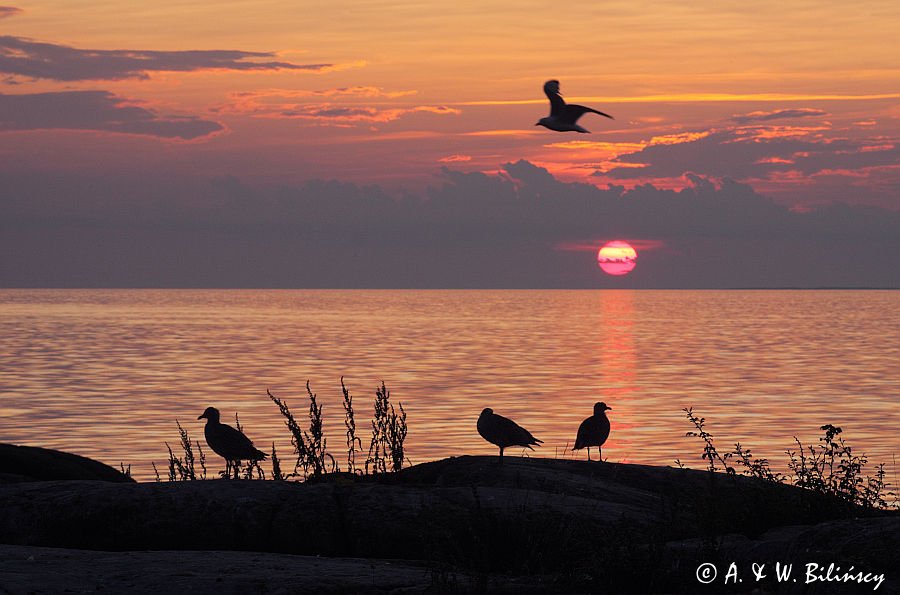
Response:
[1,289,897,481]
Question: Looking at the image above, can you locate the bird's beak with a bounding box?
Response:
[197,414,205,420]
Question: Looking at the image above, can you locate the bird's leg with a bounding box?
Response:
[586,447,591,462]
[224,459,231,479]
[597,447,602,463]
[499,447,504,464]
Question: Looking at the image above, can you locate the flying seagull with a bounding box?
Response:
[198,406,267,478]
[536,80,613,133]
[573,401,612,461]
[477,408,542,462]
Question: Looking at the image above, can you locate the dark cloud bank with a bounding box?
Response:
[0,91,222,139]
[603,129,900,182]
[1,161,897,288]
[0,36,330,82]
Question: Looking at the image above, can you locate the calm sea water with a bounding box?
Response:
[1,289,897,481]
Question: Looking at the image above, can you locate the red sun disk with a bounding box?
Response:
[597,241,638,276]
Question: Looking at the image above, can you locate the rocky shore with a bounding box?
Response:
[1,447,897,593]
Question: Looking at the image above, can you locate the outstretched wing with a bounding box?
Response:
[562,104,614,124]
[543,80,565,118]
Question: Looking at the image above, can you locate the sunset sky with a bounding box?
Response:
[1,1,898,287]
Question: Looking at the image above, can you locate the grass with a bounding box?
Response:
[267,381,335,479]
[366,381,408,474]
[341,376,363,475]
[267,378,407,479]
[158,378,409,481]
[154,420,206,482]
[270,441,285,481]
[680,406,897,510]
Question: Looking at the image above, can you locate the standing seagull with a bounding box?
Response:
[573,402,612,461]
[477,408,542,463]
[198,406,267,478]
[536,80,613,133]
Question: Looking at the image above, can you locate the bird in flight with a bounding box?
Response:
[536,80,613,133]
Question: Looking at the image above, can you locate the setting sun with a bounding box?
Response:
[597,241,638,276]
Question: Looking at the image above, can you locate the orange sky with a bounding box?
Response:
[2,0,899,206]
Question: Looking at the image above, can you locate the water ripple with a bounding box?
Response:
[1,289,897,481]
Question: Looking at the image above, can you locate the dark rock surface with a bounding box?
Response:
[0,443,133,483]
[0,545,446,594]
[0,455,896,593]
[0,456,854,553]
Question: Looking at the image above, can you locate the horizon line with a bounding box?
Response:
[1,286,897,291]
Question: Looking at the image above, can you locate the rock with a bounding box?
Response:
[0,444,133,483]
[664,518,900,593]
[0,455,895,593]
[0,456,853,554]
[0,544,448,594]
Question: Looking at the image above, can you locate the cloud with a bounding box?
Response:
[731,108,829,124]
[0,36,334,81]
[556,239,666,253]
[277,104,459,123]
[213,87,447,126]
[601,127,900,185]
[0,91,223,139]
[463,129,543,137]
[0,6,21,18]
[231,87,417,100]
[217,96,460,124]
[1,160,896,288]
[438,154,472,163]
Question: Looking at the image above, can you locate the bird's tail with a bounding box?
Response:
[252,448,268,460]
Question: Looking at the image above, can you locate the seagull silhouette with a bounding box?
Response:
[198,406,267,478]
[573,402,612,461]
[477,408,542,463]
[536,80,613,133]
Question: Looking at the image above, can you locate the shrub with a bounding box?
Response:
[682,408,896,509]
[366,381,408,473]
[341,376,363,475]
[155,420,206,481]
